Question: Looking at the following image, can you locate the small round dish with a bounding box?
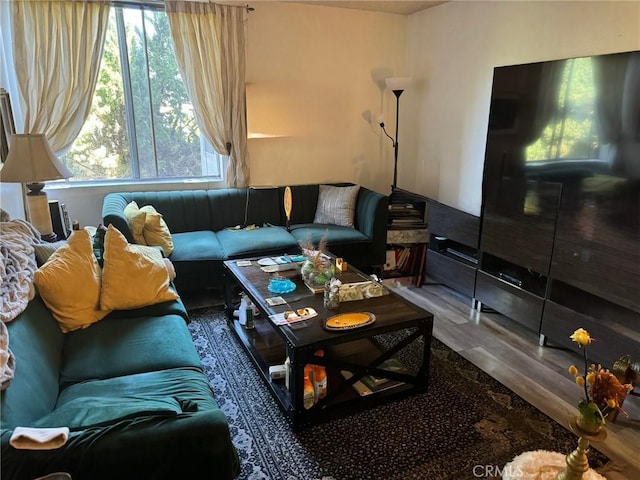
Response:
[324,312,375,331]
[258,258,277,266]
[268,277,296,294]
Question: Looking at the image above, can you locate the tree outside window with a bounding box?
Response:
[63,5,223,182]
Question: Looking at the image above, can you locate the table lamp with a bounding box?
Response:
[0,133,73,241]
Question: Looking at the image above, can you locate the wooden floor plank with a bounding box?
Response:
[390,281,640,479]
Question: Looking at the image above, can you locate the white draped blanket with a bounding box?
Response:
[0,216,40,321]
[0,212,41,389]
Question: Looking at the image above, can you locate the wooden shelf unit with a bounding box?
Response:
[383,188,429,286]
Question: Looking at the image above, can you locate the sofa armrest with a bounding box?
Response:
[354,187,389,267]
[355,188,388,238]
[102,193,134,243]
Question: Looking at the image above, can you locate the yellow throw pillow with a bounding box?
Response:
[140,205,174,256]
[123,201,147,245]
[100,225,178,311]
[34,229,111,333]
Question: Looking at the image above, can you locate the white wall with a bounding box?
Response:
[245,2,407,193]
[404,0,640,216]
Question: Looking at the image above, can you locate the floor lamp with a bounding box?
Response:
[378,77,411,192]
[0,134,73,241]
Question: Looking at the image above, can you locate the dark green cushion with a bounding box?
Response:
[245,187,282,226]
[2,369,240,480]
[216,225,298,258]
[39,368,211,430]
[289,223,370,246]
[1,296,64,428]
[132,191,214,233]
[169,231,227,291]
[354,187,387,238]
[206,188,251,231]
[103,289,189,323]
[170,230,226,261]
[60,314,203,387]
[35,395,183,430]
[277,184,320,224]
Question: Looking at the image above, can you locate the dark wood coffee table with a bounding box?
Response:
[223,256,434,429]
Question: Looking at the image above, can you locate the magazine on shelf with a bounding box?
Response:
[361,358,408,387]
[340,359,408,396]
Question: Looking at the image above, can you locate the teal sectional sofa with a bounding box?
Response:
[102,183,388,292]
[1,294,240,480]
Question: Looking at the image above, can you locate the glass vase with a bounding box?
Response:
[323,278,340,310]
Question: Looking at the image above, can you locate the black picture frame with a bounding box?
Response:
[1,88,16,163]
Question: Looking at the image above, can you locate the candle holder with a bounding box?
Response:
[554,417,606,480]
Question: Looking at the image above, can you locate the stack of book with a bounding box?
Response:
[388,203,426,230]
[341,358,408,396]
[383,244,428,285]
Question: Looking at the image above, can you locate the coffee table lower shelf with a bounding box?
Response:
[228,315,431,430]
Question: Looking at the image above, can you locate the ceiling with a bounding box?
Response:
[292,1,447,16]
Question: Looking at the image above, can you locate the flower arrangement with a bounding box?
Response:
[567,328,633,431]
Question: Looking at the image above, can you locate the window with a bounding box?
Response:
[63,4,224,182]
[526,57,599,162]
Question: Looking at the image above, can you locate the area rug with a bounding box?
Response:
[187,307,609,480]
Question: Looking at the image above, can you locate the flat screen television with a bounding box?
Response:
[482,50,640,313]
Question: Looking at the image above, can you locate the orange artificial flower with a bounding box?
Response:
[566,328,633,427]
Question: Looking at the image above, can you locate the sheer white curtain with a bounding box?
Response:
[11,0,109,153]
[165,0,249,187]
[0,2,24,220]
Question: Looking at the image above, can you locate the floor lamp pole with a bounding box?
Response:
[392,89,404,191]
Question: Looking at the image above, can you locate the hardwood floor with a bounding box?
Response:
[389,279,640,480]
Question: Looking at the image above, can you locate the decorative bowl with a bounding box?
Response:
[268,277,296,294]
[300,258,336,290]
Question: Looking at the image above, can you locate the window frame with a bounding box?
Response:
[57,0,227,188]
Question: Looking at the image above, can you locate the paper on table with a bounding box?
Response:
[266,296,287,306]
[270,307,318,325]
[261,263,301,273]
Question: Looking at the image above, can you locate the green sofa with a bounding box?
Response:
[102,183,388,292]
[0,294,240,480]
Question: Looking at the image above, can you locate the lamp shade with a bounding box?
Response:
[385,77,412,92]
[0,134,72,183]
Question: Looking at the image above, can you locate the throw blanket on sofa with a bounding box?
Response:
[0,213,40,322]
[0,210,41,389]
[1,321,14,390]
